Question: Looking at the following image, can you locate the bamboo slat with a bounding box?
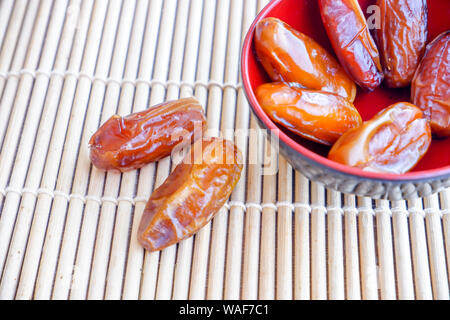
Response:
[222,0,248,300]
[171,0,204,301]
[391,200,415,299]
[258,138,276,300]
[206,0,237,300]
[276,158,293,300]
[311,183,327,300]
[327,190,345,300]
[0,0,449,301]
[408,198,433,299]
[375,200,396,300]
[139,0,178,300]
[0,0,14,49]
[343,195,361,300]
[294,173,310,300]
[424,194,450,299]
[154,0,190,300]
[358,197,379,300]
[0,0,31,129]
[186,0,217,299]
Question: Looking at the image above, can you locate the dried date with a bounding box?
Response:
[138,137,243,252]
[89,98,207,172]
[319,0,384,91]
[256,82,362,146]
[375,0,428,88]
[328,102,431,174]
[411,31,450,137]
[254,17,357,102]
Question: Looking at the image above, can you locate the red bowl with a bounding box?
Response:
[241,0,450,200]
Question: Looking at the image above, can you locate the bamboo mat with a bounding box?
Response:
[0,0,449,301]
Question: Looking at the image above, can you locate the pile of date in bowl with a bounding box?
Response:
[254,0,449,175]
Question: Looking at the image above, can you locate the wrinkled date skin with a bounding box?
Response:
[254,17,357,102]
[328,102,431,174]
[412,31,450,137]
[256,82,362,146]
[319,0,384,91]
[376,0,428,88]
[138,138,243,252]
[89,98,207,172]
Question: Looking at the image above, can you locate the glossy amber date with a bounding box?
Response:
[254,17,357,102]
[138,138,243,252]
[412,31,450,137]
[328,102,431,174]
[89,98,207,172]
[256,82,362,146]
[375,0,428,88]
[319,0,384,91]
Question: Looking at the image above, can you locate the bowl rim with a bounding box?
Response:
[241,0,450,183]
